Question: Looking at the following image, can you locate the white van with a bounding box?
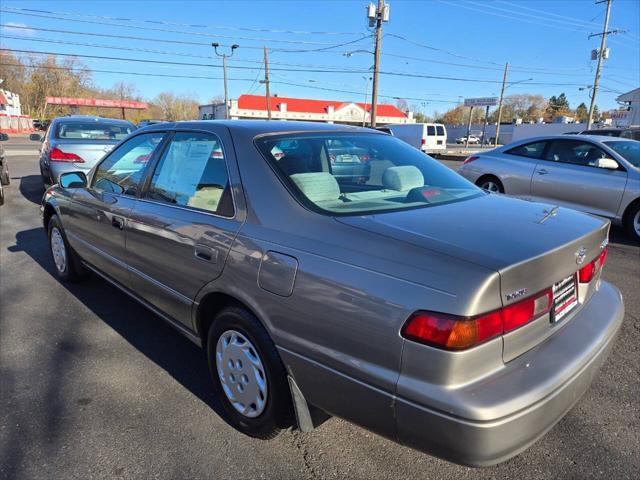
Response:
[385,123,447,154]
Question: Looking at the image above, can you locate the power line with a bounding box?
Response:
[0,8,363,47]
[2,48,595,86]
[1,6,362,36]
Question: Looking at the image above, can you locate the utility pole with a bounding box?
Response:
[362,76,371,127]
[368,0,389,127]
[587,0,612,129]
[465,106,474,148]
[263,46,272,120]
[212,43,239,119]
[494,62,509,147]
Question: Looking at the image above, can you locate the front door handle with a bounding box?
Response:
[111,215,124,230]
[537,169,549,175]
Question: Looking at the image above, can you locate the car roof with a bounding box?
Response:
[507,134,637,144]
[52,116,134,125]
[138,119,385,136]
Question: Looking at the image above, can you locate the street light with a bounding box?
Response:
[212,42,239,119]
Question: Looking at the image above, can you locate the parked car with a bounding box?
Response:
[0,133,8,205]
[456,135,481,145]
[457,135,640,241]
[384,123,447,153]
[137,119,164,128]
[41,121,623,467]
[32,116,136,187]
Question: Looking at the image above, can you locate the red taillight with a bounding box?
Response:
[421,138,426,145]
[50,147,84,163]
[578,246,608,283]
[359,154,370,162]
[463,155,479,164]
[402,289,552,350]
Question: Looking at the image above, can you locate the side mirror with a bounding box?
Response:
[0,133,9,141]
[29,133,43,142]
[59,171,87,189]
[596,158,619,170]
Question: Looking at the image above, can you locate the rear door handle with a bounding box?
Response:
[111,215,125,230]
[537,169,549,175]
[194,244,218,263]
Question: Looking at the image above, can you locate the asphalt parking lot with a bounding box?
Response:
[1,137,638,480]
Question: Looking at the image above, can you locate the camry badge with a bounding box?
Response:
[506,288,527,301]
[575,247,587,265]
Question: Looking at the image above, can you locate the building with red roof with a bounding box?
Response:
[199,94,415,125]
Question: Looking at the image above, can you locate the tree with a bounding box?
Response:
[395,98,409,112]
[489,94,547,123]
[546,92,571,118]
[154,92,199,121]
[575,102,589,123]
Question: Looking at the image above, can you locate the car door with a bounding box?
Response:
[62,131,167,286]
[530,139,627,218]
[126,129,244,329]
[495,140,549,195]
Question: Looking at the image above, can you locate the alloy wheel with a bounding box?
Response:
[481,181,500,193]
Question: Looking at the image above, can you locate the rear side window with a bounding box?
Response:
[436,126,445,136]
[56,122,133,140]
[146,131,234,217]
[506,141,547,159]
[93,132,165,196]
[427,126,436,136]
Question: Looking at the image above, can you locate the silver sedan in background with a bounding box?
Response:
[457,135,640,241]
[33,116,135,188]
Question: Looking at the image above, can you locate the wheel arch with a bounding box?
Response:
[621,196,640,226]
[42,202,58,230]
[475,174,504,192]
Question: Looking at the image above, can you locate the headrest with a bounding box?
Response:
[382,166,424,191]
[290,172,340,203]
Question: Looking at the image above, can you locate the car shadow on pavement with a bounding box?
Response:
[18,174,44,205]
[9,227,231,426]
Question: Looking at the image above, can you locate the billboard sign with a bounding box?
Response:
[45,97,148,109]
[464,97,498,107]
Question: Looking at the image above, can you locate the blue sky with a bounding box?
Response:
[1,0,638,116]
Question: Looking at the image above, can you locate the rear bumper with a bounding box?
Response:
[395,280,624,467]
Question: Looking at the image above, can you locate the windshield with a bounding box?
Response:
[56,122,133,140]
[256,132,482,216]
[604,141,640,168]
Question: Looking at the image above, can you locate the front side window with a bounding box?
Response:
[256,133,481,216]
[92,132,165,195]
[604,141,640,168]
[56,122,133,140]
[544,140,610,167]
[147,132,234,217]
[505,141,547,159]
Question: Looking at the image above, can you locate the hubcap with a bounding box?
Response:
[50,227,67,273]
[215,330,267,418]
[633,210,640,237]
[481,181,500,193]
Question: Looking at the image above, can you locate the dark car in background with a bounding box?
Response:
[578,127,640,140]
[33,116,136,187]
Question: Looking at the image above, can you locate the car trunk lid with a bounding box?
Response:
[336,193,610,360]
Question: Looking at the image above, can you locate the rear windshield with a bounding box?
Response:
[604,141,640,168]
[56,122,133,140]
[436,125,445,136]
[427,126,436,136]
[256,133,482,216]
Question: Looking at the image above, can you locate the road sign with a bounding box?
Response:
[464,97,498,107]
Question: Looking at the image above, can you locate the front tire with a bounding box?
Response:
[48,214,86,282]
[477,175,504,194]
[207,306,294,439]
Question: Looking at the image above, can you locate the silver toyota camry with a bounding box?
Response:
[41,121,624,467]
[457,135,640,241]
[34,115,136,188]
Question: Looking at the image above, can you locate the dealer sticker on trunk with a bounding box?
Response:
[552,274,579,323]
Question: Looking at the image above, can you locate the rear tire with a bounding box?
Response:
[0,162,9,185]
[476,175,504,194]
[207,306,294,440]
[624,202,640,242]
[47,214,86,282]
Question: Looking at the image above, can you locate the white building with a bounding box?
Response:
[199,94,414,125]
[613,87,640,127]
